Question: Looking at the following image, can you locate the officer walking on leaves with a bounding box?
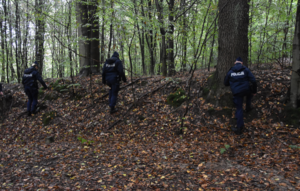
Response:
[102,51,127,114]
[224,57,257,135]
[22,61,48,116]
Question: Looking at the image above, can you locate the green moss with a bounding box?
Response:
[167,88,187,107]
[53,78,63,88]
[42,111,57,126]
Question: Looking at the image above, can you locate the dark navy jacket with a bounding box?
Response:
[22,67,47,89]
[0,83,2,92]
[224,63,257,96]
[102,53,126,84]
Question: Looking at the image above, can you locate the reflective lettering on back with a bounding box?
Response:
[106,63,115,68]
[231,71,244,77]
[23,74,33,77]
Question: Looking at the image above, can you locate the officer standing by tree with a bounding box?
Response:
[224,57,257,135]
[102,51,127,114]
[22,61,48,116]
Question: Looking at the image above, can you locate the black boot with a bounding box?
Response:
[110,107,118,114]
[231,125,243,135]
[32,107,40,114]
[27,111,31,116]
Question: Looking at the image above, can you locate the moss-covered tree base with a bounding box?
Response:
[202,72,235,108]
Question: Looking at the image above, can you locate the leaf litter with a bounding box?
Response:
[0,68,299,190]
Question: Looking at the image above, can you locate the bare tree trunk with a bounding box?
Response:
[290,0,300,108]
[282,0,294,60]
[0,8,5,82]
[135,0,146,75]
[77,0,100,76]
[35,0,45,75]
[167,0,175,76]
[8,1,15,80]
[216,0,249,83]
[23,0,30,70]
[15,0,22,83]
[208,20,217,72]
[3,0,9,83]
[107,0,114,59]
[100,0,106,69]
[155,0,167,76]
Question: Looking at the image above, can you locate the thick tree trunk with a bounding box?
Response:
[216,0,249,83]
[146,0,155,75]
[35,0,45,75]
[290,0,300,108]
[77,0,100,76]
[167,0,175,76]
[134,0,146,75]
[155,0,167,76]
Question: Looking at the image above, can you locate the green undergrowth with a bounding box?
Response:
[167,88,186,107]
[42,111,57,126]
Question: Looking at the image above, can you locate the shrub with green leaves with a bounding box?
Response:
[78,137,94,145]
[167,88,186,107]
[220,144,230,154]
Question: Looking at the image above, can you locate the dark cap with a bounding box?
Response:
[112,51,119,57]
[236,57,243,62]
[33,61,39,67]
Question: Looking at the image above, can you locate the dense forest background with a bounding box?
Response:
[0,0,296,82]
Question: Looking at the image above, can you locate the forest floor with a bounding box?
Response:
[0,66,300,190]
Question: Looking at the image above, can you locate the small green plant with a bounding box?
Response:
[42,111,57,126]
[220,144,230,154]
[77,137,94,145]
[167,88,186,107]
[289,145,300,149]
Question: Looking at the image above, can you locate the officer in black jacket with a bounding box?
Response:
[102,52,127,114]
[224,57,257,135]
[22,61,48,116]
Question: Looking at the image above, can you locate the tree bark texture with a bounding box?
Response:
[290,0,300,108]
[167,0,175,76]
[216,0,249,83]
[77,0,100,76]
[35,0,45,76]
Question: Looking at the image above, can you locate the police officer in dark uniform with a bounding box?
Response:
[22,61,48,116]
[224,57,257,135]
[102,51,127,114]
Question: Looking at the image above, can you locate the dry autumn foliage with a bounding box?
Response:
[0,68,299,190]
